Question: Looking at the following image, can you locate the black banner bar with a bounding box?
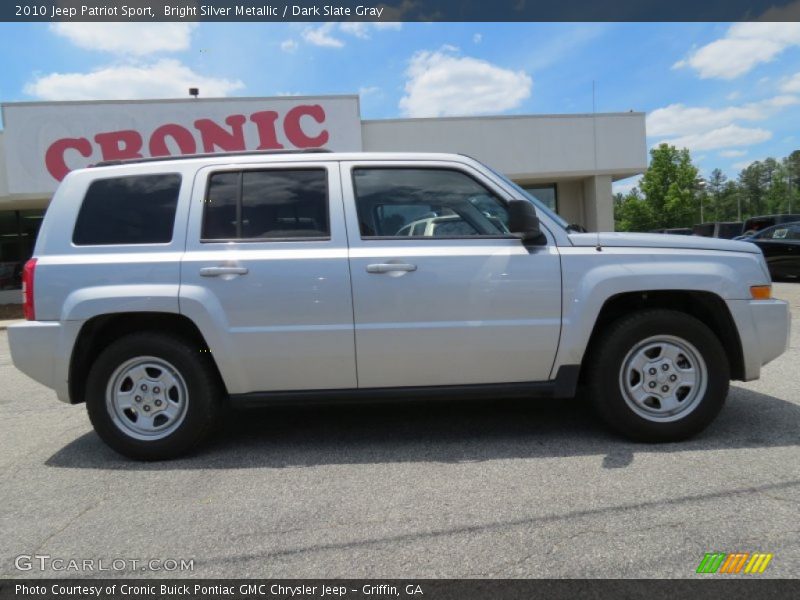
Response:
[2,580,800,600]
[2,0,800,22]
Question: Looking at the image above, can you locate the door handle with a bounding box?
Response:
[199,266,249,277]
[366,263,417,274]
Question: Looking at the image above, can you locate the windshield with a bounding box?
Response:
[486,167,570,229]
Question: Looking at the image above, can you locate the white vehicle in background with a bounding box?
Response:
[8,151,790,460]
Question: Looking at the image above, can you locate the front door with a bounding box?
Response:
[340,162,562,389]
[180,161,356,394]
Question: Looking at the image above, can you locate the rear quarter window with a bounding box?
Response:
[72,174,182,245]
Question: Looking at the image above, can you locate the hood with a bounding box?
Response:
[568,232,761,254]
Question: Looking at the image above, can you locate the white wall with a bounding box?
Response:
[583,175,614,232]
[362,113,647,181]
[555,180,585,226]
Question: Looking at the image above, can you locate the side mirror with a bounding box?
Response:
[507,199,546,244]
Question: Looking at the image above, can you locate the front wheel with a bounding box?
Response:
[85,332,223,460]
[587,309,730,442]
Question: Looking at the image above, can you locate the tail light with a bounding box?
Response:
[22,258,37,321]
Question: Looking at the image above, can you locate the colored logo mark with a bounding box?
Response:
[696,552,773,574]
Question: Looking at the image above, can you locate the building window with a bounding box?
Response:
[520,184,558,212]
[0,209,45,291]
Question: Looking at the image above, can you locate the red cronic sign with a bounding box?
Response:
[45,104,330,181]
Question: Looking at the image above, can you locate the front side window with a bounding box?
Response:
[73,174,181,245]
[768,228,790,240]
[202,169,329,241]
[352,168,510,238]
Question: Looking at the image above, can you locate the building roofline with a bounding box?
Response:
[363,112,646,125]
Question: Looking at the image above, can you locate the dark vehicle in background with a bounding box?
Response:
[692,222,744,239]
[692,223,715,237]
[744,221,800,280]
[650,228,693,235]
[715,222,744,239]
[736,214,800,239]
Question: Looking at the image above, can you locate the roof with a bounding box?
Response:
[78,151,482,176]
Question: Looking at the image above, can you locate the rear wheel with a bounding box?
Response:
[587,310,729,442]
[86,332,223,460]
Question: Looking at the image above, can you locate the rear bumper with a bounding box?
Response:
[8,320,81,403]
[727,298,791,381]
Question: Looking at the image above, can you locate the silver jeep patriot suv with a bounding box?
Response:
[9,151,791,460]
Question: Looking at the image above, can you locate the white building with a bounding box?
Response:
[0,95,646,303]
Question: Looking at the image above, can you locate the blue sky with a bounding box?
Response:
[1,21,800,191]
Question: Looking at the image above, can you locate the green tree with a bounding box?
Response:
[764,160,790,214]
[718,180,743,222]
[706,168,727,222]
[614,188,656,232]
[786,150,800,191]
[738,161,765,215]
[782,152,799,213]
[638,144,700,229]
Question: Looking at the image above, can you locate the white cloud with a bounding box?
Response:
[782,72,800,93]
[373,22,402,31]
[673,23,800,79]
[25,59,244,101]
[648,95,797,151]
[662,124,772,152]
[339,22,370,39]
[302,23,344,48]
[301,22,401,48]
[280,39,298,53]
[358,86,380,96]
[473,33,483,44]
[51,23,196,55]
[399,48,532,117]
[647,96,799,137]
[719,149,747,157]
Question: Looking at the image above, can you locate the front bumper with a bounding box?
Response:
[8,320,81,403]
[727,298,791,381]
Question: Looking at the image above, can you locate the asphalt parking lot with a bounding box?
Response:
[1,283,798,579]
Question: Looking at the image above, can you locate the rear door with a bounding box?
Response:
[340,161,562,389]
[180,161,356,394]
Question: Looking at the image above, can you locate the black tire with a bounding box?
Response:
[587,309,729,442]
[85,332,223,460]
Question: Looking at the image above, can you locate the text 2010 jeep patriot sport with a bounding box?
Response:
[9,152,791,460]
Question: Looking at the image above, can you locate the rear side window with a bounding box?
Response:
[202,169,329,241]
[73,174,181,245]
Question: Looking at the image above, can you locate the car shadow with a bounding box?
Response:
[45,385,800,471]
